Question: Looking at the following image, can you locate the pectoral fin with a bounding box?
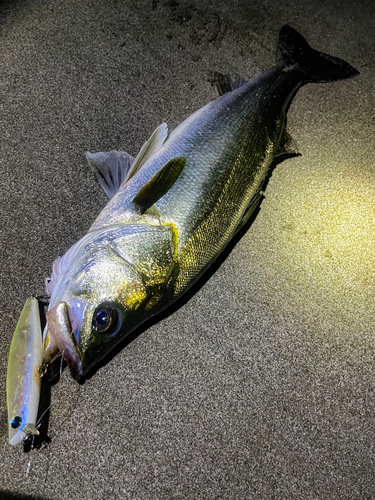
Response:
[132,156,186,213]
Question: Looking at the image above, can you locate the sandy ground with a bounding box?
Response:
[0,0,374,498]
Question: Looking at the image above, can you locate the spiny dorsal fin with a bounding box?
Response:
[86,150,135,199]
[132,156,186,213]
[212,72,249,97]
[127,123,168,182]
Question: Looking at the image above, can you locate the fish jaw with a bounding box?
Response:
[7,297,43,445]
[46,302,83,379]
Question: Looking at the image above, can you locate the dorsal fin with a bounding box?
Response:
[86,123,168,199]
[132,156,186,213]
[212,72,249,96]
[86,150,135,198]
[231,76,249,91]
[127,123,168,181]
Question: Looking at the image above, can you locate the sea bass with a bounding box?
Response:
[7,25,359,443]
[41,25,359,377]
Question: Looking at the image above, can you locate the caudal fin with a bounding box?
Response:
[276,25,359,83]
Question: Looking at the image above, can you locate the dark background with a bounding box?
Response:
[1,0,374,498]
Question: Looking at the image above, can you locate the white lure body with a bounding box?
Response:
[7,297,43,445]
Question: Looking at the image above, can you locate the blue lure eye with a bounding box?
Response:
[10,415,22,429]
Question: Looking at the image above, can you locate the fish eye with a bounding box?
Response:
[10,415,22,429]
[92,305,120,335]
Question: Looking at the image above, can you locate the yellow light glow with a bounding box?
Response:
[242,160,375,327]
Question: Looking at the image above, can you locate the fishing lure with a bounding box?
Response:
[7,297,43,445]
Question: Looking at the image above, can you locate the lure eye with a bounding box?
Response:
[10,415,22,429]
[92,306,119,335]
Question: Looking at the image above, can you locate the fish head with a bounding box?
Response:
[45,223,178,377]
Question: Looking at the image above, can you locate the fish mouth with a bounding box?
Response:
[59,342,83,379]
[46,302,83,379]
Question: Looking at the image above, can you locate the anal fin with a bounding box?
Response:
[276,129,299,156]
[235,188,264,235]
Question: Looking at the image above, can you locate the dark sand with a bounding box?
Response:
[1,0,374,498]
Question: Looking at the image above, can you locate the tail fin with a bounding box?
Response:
[276,25,359,83]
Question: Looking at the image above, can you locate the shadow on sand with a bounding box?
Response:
[0,490,54,500]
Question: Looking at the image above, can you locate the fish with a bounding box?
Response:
[7,25,359,444]
[7,297,43,445]
[40,25,358,378]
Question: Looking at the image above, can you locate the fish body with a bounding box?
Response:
[91,65,297,291]
[8,24,359,413]
[42,25,358,378]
